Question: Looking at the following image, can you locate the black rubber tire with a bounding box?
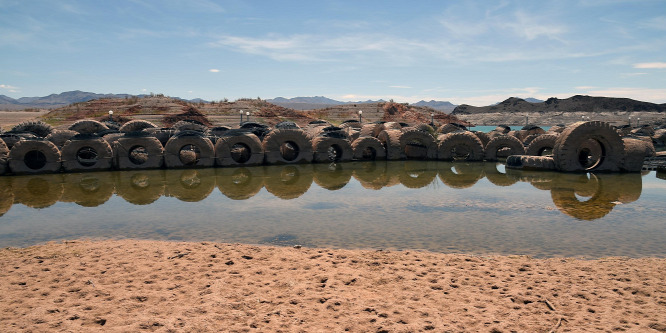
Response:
[69,119,109,134]
[8,139,62,174]
[60,137,114,172]
[115,170,166,205]
[376,129,403,160]
[552,121,625,172]
[11,121,54,138]
[399,129,437,160]
[620,138,651,172]
[652,129,666,147]
[164,132,215,168]
[45,130,78,149]
[114,136,165,170]
[359,123,383,138]
[10,174,64,208]
[484,135,525,161]
[505,155,557,171]
[275,121,300,129]
[547,124,566,134]
[1,132,38,150]
[61,172,115,207]
[345,127,360,143]
[338,121,361,129]
[312,163,353,190]
[263,164,313,199]
[311,136,353,163]
[494,125,511,134]
[437,123,462,135]
[381,122,402,131]
[262,129,313,165]
[0,138,8,175]
[214,133,264,167]
[471,131,490,147]
[164,168,215,202]
[351,161,389,190]
[119,120,158,133]
[525,134,558,156]
[437,161,484,189]
[215,167,264,200]
[437,132,484,161]
[351,137,386,160]
[522,134,540,146]
[412,123,434,133]
[172,120,209,133]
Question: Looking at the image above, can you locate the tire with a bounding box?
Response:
[311,136,353,163]
[399,129,437,160]
[216,167,264,200]
[338,120,361,129]
[547,124,566,134]
[412,123,434,133]
[172,120,208,134]
[1,132,38,150]
[145,128,176,146]
[471,131,490,147]
[313,163,353,190]
[61,172,115,207]
[522,134,540,146]
[262,129,313,165]
[552,121,625,172]
[8,139,62,174]
[214,133,264,167]
[0,138,8,175]
[164,131,215,168]
[359,123,383,138]
[11,121,54,138]
[494,125,511,134]
[45,130,78,149]
[114,136,165,170]
[275,121,300,129]
[437,161,484,189]
[61,137,114,172]
[437,132,484,161]
[119,120,157,133]
[10,174,64,208]
[652,129,666,147]
[115,170,166,205]
[263,164,313,199]
[525,134,558,156]
[620,138,651,172]
[381,121,402,131]
[376,129,403,160]
[345,127,360,142]
[69,119,109,134]
[484,135,525,161]
[164,168,215,202]
[437,123,463,135]
[351,137,386,160]
[505,155,557,171]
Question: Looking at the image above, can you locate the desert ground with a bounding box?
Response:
[1,239,665,332]
[0,110,50,130]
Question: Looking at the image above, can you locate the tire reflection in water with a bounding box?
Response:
[437,162,485,189]
[115,170,166,205]
[10,174,64,208]
[216,167,264,200]
[164,168,215,202]
[312,163,353,191]
[61,172,115,207]
[263,164,313,200]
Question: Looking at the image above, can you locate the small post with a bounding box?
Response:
[581,115,585,122]
[358,110,363,124]
[525,115,528,127]
[431,113,435,126]
[637,117,640,127]
[239,110,243,124]
[246,111,251,122]
[629,116,632,127]
[108,110,113,121]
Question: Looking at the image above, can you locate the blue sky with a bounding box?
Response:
[1,0,665,106]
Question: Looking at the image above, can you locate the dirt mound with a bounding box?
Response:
[162,106,212,127]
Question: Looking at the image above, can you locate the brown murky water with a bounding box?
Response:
[1,161,664,258]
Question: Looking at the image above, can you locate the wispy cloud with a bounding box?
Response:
[0,84,20,93]
[389,85,411,89]
[209,69,220,73]
[633,62,666,69]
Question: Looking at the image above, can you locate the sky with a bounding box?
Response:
[1,0,665,106]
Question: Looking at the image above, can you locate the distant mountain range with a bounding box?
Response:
[0,90,204,110]
[452,96,666,114]
[266,96,462,112]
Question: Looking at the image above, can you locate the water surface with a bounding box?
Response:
[1,161,664,258]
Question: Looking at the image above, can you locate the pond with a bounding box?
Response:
[1,161,664,258]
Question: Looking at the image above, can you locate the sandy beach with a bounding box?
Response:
[1,239,665,332]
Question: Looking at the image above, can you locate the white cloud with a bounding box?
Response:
[0,84,20,93]
[500,11,568,41]
[584,87,666,103]
[209,69,220,73]
[633,62,666,69]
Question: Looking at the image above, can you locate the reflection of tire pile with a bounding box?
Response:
[115,170,166,205]
[312,163,353,190]
[549,173,628,220]
[0,177,13,216]
[164,168,216,202]
[263,164,313,199]
[394,160,438,189]
[437,161,485,189]
[215,167,264,200]
[0,119,655,176]
[483,162,519,187]
[61,172,115,207]
[350,161,390,190]
[10,174,64,208]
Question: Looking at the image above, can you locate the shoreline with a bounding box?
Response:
[2,239,665,332]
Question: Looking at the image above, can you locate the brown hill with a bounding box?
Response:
[452,95,666,115]
[36,96,466,129]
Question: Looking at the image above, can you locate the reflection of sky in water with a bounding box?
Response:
[0,161,664,259]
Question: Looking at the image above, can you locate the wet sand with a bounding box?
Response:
[1,239,665,332]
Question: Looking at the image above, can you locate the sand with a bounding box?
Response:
[1,239,665,332]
